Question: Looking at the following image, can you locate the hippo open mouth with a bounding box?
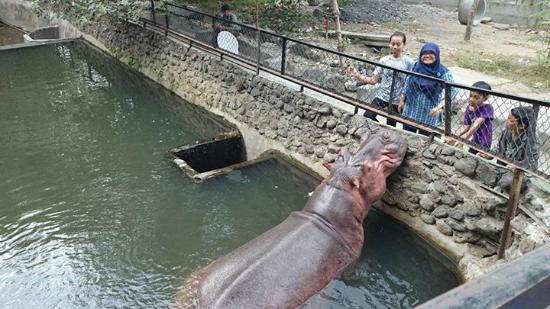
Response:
[175,129,407,309]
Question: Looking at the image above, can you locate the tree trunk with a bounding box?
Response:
[331,0,343,51]
[464,0,482,41]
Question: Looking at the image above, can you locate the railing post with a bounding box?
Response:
[388,70,398,112]
[150,0,156,24]
[281,37,287,75]
[255,0,261,75]
[497,168,524,259]
[256,29,261,75]
[212,16,217,48]
[164,2,169,36]
[444,83,452,136]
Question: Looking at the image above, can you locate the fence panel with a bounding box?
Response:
[446,83,549,176]
[164,4,214,46]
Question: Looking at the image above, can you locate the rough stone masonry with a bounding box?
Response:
[87,20,550,281]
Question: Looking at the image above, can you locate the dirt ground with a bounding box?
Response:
[346,4,545,63]
[185,1,545,61]
[291,3,549,98]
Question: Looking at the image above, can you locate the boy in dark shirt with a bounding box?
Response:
[455,81,494,154]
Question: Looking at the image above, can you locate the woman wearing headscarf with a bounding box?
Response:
[398,42,457,135]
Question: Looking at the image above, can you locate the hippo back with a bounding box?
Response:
[175,211,358,308]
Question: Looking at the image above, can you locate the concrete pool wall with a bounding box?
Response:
[2,0,548,282]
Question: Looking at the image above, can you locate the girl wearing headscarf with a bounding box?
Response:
[398,42,456,134]
[496,106,539,170]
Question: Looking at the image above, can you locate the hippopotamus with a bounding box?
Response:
[175,129,407,308]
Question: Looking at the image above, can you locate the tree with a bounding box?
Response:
[464,0,482,41]
[260,0,308,32]
[331,0,344,52]
[531,0,550,58]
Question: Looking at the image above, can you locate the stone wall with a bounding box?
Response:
[84,21,550,281]
[2,0,548,281]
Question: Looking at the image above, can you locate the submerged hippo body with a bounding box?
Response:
[175,129,407,308]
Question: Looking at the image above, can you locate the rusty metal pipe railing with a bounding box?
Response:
[418,244,550,308]
[497,168,524,259]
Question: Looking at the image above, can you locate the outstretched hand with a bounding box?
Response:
[428,106,442,117]
[398,97,405,113]
[347,66,358,77]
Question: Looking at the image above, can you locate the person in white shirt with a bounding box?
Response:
[348,32,414,127]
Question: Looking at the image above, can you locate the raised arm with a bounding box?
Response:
[460,117,485,140]
[347,66,379,85]
[428,71,458,116]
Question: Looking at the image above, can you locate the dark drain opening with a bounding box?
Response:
[171,131,246,179]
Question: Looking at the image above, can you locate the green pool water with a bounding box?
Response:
[0,41,458,308]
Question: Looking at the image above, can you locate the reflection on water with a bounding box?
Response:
[0,41,457,308]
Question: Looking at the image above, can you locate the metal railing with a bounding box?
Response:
[142,1,550,180]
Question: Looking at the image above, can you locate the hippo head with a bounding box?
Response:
[307,129,406,253]
[349,129,407,205]
[321,129,407,213]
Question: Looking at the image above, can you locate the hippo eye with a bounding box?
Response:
[381,132,394,144]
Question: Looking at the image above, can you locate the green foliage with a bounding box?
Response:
[175,0,268,9]
[338,36,351,52]
[231,0,269,8]
[338,0,350,7]
[128,55,143,70]
[531,0,550,25]
[31,0,147,24]
[259,0,308,32]
[153,65,164,79]
[530,0,550,58]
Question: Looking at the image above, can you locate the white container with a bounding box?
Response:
[458,0,487,26]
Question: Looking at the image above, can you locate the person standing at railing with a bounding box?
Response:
[398,42,456,135]
[496,106,540,170]
[213,3,242,34]
[211,3,242,49]
[347,32,414,127]
[493,106,540,192]
[442,81,495,154]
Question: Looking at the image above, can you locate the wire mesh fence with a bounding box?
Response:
[142,2,550,179]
